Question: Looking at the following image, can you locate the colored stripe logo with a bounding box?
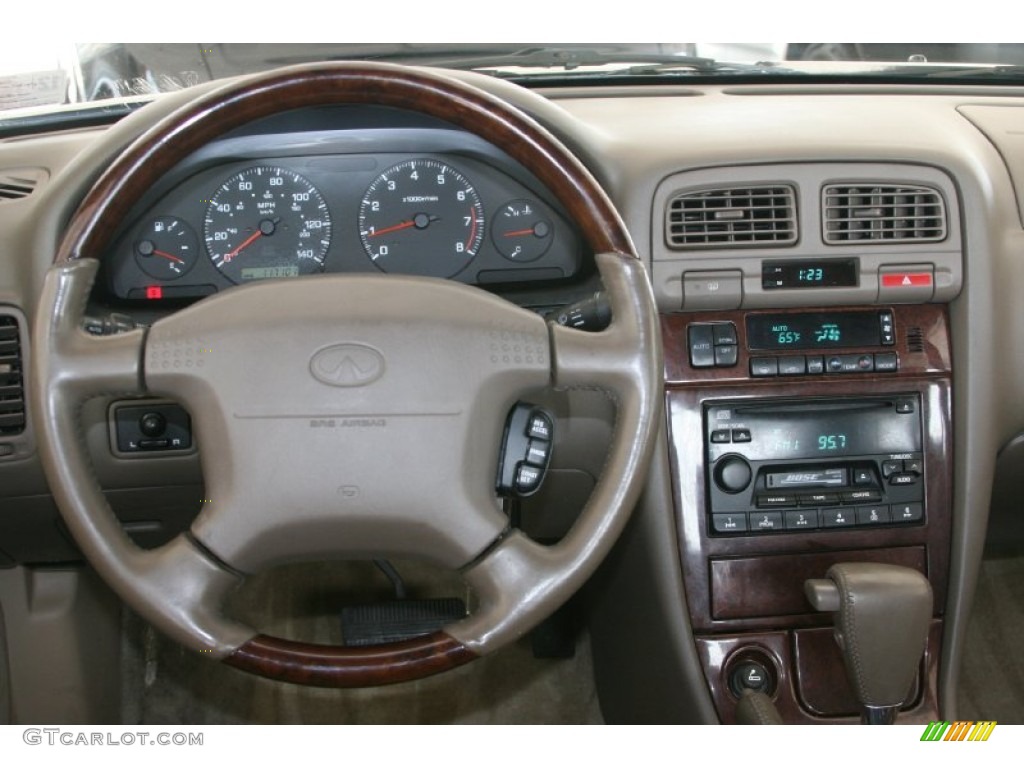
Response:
[921,721,997,742]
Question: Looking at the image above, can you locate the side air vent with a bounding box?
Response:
[823,184,946,243]
[0,315,26,435]
[906,327,925,354]
[666,185,798,249]
[0,168,47,203]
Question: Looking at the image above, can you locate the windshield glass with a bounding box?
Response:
[3,41,1023,121]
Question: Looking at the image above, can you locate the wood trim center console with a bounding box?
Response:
[662,304,952,724]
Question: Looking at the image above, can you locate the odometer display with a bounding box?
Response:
[359,159,485,278]
[204,166,332,284]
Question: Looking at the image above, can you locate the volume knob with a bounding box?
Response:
[715,456,752,494]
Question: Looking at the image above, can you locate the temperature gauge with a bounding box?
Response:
[492,200,553,262]
[134,216,198,279]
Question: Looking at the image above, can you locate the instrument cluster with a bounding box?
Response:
[103,125,583,302]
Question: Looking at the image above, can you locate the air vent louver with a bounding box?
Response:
[666,185,797,249]
[823,184,946,243]
[0,168,46,202]
[906,327,925,354]
[0,315,26,435]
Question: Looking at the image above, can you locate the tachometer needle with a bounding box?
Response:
[367,220,415,238]
[224,230,264,263]
[152,249,185,264]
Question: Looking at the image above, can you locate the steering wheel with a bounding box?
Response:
[31,63,661,687]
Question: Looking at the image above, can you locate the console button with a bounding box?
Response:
[882,460,904,478]
[750,357,778,377]
[842,489,883,504]
[756,494,798,508]
[713,323,738,346]
[778,356,806,376]
[874,352,898,372]
[711,514,748,534]
[895,398,915,414]
[892,502,924,523]
[799,492,839,507]
[715,456,753,493]
[785,509,819,530]
[525,440,551,467]
[526,413,553,440]
[880,311,895,346]
[715,345,739,367]
[852,468,875,486]
[905,458,924,475]
[806,356,825,375]
[514,464,543,494]
[857,505,891,525]
[750,511,784,532]
[710,429,732,443]
[139,412,167,438]
[688,324,715,368]
[888,473,918,487]
[731,428,752,443]
[822,508,856,528]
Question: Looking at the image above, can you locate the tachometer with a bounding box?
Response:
[204,166,332,284]
[359,159,484,277]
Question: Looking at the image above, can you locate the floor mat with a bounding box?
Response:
[120,560,603,724]
[958,554,1024,723]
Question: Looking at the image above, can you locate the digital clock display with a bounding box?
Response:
[762,259,858,290]
[746,311,884,351]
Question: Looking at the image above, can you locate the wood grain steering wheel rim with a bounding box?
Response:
[34,62,662,687]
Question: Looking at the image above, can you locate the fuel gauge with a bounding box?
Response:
[492,200,553,263]
[134,216,198,280]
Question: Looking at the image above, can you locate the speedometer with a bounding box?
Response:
[204,166,332,284]
[359,159,485,278]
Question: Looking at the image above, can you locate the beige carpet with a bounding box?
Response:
[120,560,603,724]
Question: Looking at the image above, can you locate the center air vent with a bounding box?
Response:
[666,185,797,249]
[0,315,26,436]
[823,184,946,243]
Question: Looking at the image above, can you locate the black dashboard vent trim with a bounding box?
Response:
[0,168,47,202]
[666,185,798,249]
[906,327,925,354]
[822,183,947,244]
[0,314,26,436]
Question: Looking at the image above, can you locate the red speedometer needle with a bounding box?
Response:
[367,220,415,238]
[224,230,263,262]
[152,249,185,264]
[503,228,536,237]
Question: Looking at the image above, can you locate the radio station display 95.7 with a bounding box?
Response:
[746,310,894,351]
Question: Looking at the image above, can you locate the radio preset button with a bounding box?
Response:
[857,505,891,525]
[892,502,924,523]
[750,512,784,532]
[822,509,856,528]
[785,510,819,530]
[711,514,748,534]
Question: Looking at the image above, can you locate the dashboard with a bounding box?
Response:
[2,66,1024,725]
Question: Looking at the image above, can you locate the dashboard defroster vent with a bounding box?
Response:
[0,314,26,435]
[666,185,797,249]
[823,184,946,243]
[0,168,46,203]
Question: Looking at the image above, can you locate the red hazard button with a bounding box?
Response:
[881,272,932,287]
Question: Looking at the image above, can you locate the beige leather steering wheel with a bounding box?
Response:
[32,63,662,686]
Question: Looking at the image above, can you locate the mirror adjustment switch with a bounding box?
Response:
[497,402,555,498]
[112,401,192,455]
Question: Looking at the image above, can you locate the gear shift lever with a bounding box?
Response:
[805,563,932,724]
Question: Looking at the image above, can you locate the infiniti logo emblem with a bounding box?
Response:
[310,343,386,387]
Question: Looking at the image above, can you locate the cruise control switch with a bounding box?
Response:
[496,402,554,497]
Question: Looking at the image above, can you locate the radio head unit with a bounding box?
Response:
[705,395,925,535]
